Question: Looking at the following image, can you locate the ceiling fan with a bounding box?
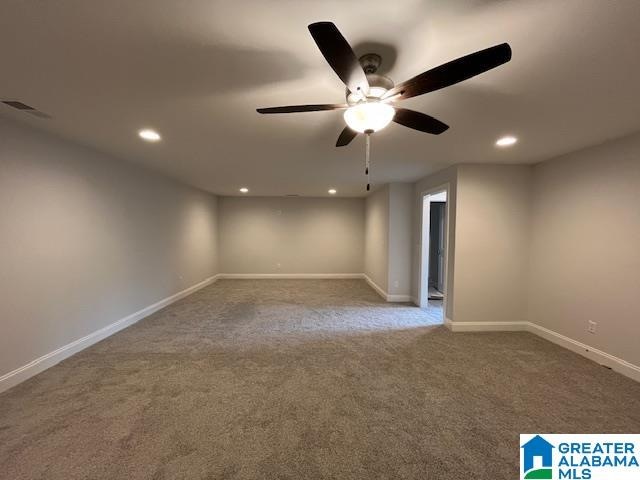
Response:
[257,22,512,146]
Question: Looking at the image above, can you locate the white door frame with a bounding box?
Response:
[417,183,450,314]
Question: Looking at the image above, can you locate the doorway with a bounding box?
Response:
[419,188,448,323]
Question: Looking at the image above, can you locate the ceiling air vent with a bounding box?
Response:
[2,100,51,119]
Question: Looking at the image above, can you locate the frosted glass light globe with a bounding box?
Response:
[343,102,395,133]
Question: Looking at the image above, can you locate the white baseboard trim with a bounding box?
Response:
[218,273,363,279]
[0,274,220,394]
[445,321,529,332]
[363,274,387,300]
[7,275,636,391]
[362,274,413,303]
[387,294,413,302]
[444,320,640,383]
[527,322,640,383]
[219,274,413,303]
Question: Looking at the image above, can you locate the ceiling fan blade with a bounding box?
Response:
[393,108,449,135]
[336,126,358,147]
[383,43,512,101]
[257,104,348,114]
[308,22,369,95]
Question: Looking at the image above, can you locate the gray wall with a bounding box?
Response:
[364,184,413,297]
[411,164,531,323]
[528,133,640,366]
[454,164,532,324]
[218,196,364,274]
[410,138,639,370]
[364,186,390,291]
[0,118,219,378]
[387,184,413,297]
[4,114,638,383]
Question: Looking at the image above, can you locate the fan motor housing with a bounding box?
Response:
[359,53,382,74]
[346,54,394,104]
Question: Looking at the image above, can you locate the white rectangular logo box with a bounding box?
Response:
[520,434,640,480]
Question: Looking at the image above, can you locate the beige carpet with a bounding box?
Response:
[1,279,639,480]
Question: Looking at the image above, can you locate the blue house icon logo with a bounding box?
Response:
[521,435,554,479]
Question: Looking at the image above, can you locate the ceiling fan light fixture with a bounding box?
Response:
[257,22,512,148]
[343,102,395,133]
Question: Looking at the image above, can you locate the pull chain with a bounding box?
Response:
[365,129,373,191]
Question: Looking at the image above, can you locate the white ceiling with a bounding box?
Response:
[2,0,640,197]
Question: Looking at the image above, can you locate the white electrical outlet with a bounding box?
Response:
[394,280,399,288]
[588,321,597,334]
[276,263,281,269]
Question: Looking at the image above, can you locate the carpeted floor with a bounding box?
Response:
[1,279,639,480]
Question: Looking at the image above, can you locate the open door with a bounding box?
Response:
[432,202,446,293]
[419,189,448,322]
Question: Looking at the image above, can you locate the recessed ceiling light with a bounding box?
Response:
[496,135,517,147]
[328,189,337,195]
[239,187,249,193]
[138,129,161,142]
